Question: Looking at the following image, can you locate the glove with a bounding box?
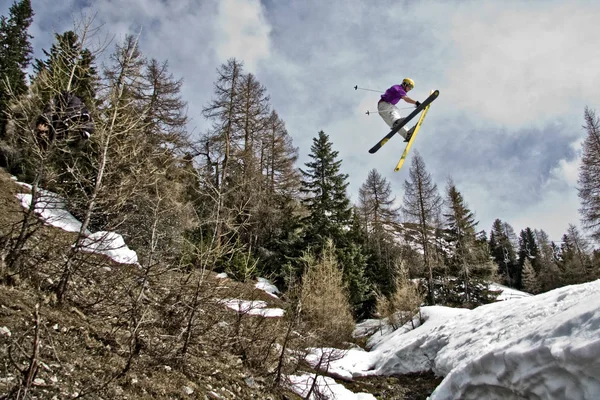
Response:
[415,101,421,107]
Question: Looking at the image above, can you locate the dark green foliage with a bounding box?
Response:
[299,131,351,249]
[298,131,370,316]
[516,228,539,289]
[0,0,33,139]
[32,31,98,102]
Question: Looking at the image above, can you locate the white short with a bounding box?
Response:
[377,101,409,138]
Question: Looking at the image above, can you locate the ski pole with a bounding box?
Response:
[364,106,413,116]
[354,85,383,93]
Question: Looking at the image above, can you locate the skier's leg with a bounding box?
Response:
[378,101,409,139]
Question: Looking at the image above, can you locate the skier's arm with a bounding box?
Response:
[402,96,419,106]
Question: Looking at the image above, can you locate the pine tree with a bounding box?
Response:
[0,0,33,138]
[578,107,600,241]
[517,228,539,289]
[300,130,351,249]
[299,131,369,314]
[32,31,98,101]
[401,151,443,304]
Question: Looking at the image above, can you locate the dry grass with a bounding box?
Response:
[0,167,297,399]
[376,277,423,331]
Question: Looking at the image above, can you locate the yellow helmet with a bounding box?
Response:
[402,78,415,89]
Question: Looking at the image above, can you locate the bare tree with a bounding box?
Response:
[578,107,600,241]
[402,151,443,304]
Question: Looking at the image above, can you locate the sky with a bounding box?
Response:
[5,0,600,242]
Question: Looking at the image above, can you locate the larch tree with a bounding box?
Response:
[534,229,562,292]
[444,181,495,305]
[578,107,600,241]
[521,258,540,294]
[489,219,518,286]
[199,58,246,250]
[255,111,301,251]
[358,168,401,297]
[401,151,443,304]
[558,224,592,284]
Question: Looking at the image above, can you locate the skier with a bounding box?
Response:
[378,78,422,142]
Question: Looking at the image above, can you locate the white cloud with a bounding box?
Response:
[214,0,271,73]
[8,0,600,243]
[432,1,600,129]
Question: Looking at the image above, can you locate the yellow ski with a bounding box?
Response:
[394,92,434,172]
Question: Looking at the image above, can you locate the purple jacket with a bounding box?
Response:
[380,85,407,105]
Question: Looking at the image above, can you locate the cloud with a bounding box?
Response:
[7,0,599,243]
[214,0,271,73]
[431,1,600,129]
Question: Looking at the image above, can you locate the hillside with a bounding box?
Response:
[0,168,444,399]
[0,168,293,399]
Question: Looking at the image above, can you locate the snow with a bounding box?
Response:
[16,191,88,234]
[15,181,138,265]
[308,280,600,399]
[80,231,138,265]
[255,277,280,298]
[219,299,285,318]
[286,374,375,400]
[489,282,532,301]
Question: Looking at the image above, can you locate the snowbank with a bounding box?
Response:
[219,299,284,318]
[255,277,280,298]
[489,282,531,301]
[80,231,139,265]
[327,280,600,399]
[286,374,375,400]
[15,183,138,265]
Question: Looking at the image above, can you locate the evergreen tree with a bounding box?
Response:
[32,31,98,102]
[299,131,369,315]
[517,228,539,289]
[0,0,33,138]
[401,151,443,304]
[299,130,351,249]
[578,108,600,241]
